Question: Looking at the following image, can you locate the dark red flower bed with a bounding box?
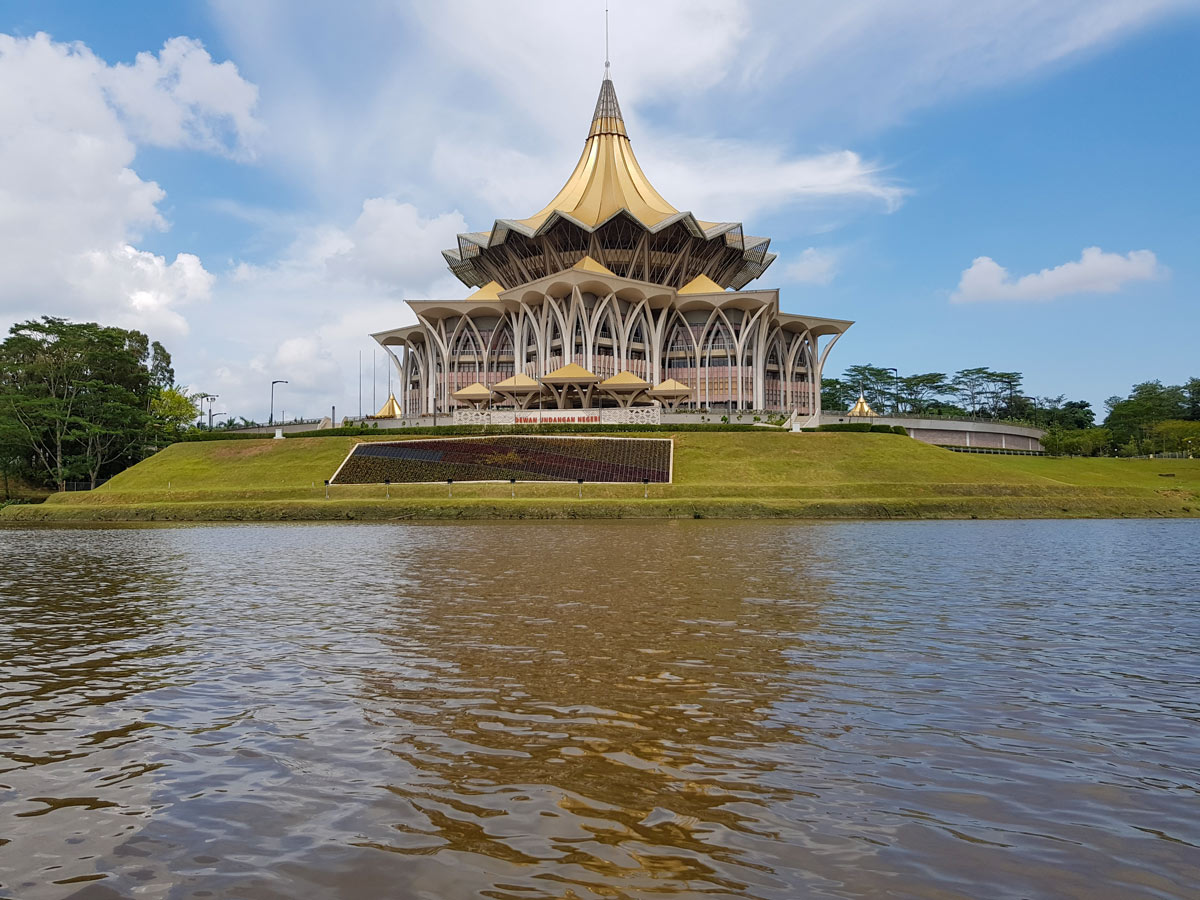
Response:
[331,436,672,484]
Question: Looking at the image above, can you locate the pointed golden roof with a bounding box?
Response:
[648,378,693,396]
[678,274,725,295]
[848,393,878,417]
[541,362,600,384]
[467,280,503,300]
[452,382,492,401]
[572,255,616,276]
[515,78,686,232]
[599,370,651,390]
[492,373,542,391]
[443,75,778,291]
[374,394,401,418]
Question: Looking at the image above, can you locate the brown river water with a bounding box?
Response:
[1,520,1198,899]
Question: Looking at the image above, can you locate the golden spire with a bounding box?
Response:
[516,75,682,231]
[848,393,878,417]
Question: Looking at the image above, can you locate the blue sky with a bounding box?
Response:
[1,0,1197,420]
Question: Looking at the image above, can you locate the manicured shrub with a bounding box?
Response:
[180,431,274,441]
[870,424,894,434]
[817,423,873,433]
[892,425,909,436]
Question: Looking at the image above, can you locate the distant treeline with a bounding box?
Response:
[823,363,1200,456]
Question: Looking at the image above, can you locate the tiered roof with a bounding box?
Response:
[443,76,776,291]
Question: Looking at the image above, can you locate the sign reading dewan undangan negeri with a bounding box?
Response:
[514,411,600,425]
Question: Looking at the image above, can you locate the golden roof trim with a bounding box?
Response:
[599,370,651,389]
[678,274,725,295]
[467,280,503,300]
[648,378,693,396]
[848,393,878,417]
[373,394,401,418]
[492,373,542,391]
[572,255,616,276]
[452,382,493,400]
[541,363,600,383]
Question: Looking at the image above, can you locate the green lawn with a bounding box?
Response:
[4,431,1197,522]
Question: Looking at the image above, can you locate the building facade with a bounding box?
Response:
[372,75,852,419]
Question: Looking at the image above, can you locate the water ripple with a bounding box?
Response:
[0,520,1197,899]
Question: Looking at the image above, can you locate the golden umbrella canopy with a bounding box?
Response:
[451,382,493,402]
[374,394,402,418]
[540,363,600,385]
[848,393,878,417]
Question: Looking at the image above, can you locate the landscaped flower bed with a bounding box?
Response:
[330,436,672,484]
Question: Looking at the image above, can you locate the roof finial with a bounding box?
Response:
[604,2,610,80]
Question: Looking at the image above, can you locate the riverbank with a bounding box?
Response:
[3,432,1197,522]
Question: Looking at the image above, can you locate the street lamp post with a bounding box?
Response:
[206,394,220,430]
[270,380,288,426]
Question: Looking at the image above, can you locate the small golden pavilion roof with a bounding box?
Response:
[467,280,503,300]
[599,370,651,390]
[452,382,493,400]
[848,393,879,417]
[678,274,725,295]
[648,378,693,396]
[541,363,600,384]
[492,373,542,391]
[374,394,401,418]
[572,255,616,276]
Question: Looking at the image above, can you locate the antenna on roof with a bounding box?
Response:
[604,1,610,79]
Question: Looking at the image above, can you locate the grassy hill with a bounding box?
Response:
[3,431,1197,522]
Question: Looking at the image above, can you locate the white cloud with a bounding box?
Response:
[191,198,466,419]
[952,247,1164,303]
[783,248,839,285]
[742,0,1190,131]
[0,32,259,338]
[101,36,262,159]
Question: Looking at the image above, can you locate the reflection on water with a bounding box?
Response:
[1,520,1198,899]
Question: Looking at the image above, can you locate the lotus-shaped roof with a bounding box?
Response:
[443,76,776,291]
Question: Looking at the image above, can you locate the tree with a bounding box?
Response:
[820,377,857,412]
[1183,377,1200,421]
[986,371,1024,416]
[1104,380,1188,449]
[898,372,950,414]
[150,387,199,445]
[0,317,169,489]
[950,367,993,416]
[842,364,895,412]
[0,413,29,500]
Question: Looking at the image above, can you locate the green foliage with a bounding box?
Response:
[843,364,895,412]
[0,317,175,489]
[821,377,858,412]
[1042,426,1113,457]
[817,423,873,432]
[1103,380,1197,451]
[892,426,908,436]
[1148,420,1200,454]
[180,430,277,441]
[870,424,894,434]
[151,387,201,443]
